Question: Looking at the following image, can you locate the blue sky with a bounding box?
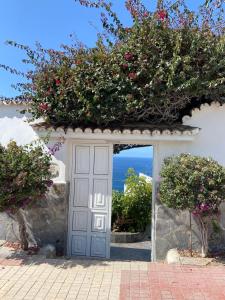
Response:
[0,0,203,98]
[0,0,203,157]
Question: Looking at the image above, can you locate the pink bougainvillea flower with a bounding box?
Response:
[46,88,52,96]
[192,202,213,216]
[128,72,137,80]
[121,63,129,69]
[48,141,63,155]
[39,103,49,112]
[55,79,61,85]
[157,10,167,21]
[143,11,149,17]
[46,180,53,187]
[124,52,134,61]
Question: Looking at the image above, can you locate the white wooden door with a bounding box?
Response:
[68,144,113,258]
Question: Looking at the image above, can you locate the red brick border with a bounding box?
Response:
[120,263,225,300]
[0,258,23,266]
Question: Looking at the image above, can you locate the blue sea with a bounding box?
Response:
[112,157,153,191]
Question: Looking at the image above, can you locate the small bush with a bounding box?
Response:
[159,154,225,257]
[112,168,152,232]
[0,141,52,249]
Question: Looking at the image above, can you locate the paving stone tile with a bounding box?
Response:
[0,257,225,300]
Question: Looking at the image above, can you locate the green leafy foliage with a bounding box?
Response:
[0,141,52,213]
[159,154,225,257]
[112,168,152,232]
[1,1,224,126]
[111,190,124,225]
[159,154,225,214]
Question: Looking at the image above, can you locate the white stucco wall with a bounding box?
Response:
[184,102,225,164]
[153,102,225,259]
[156,102,225,169]
[0,104,66,183]
[0,105,36,146]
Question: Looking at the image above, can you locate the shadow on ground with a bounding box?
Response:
[0,238,152,268]
[110,239,151,261]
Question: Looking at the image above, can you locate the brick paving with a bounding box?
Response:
[0,258,148,300]
[120,263,225,300]
[0,258,224,299]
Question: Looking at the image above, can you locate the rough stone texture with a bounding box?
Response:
[39,244,56,258]
[0,213,19,241]
[111,232,145,243]
[0,182,69,254]
[155,199,225,260]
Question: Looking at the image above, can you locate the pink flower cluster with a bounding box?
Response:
[48,141,63,155]
[124,52,134,61]
[39,103,49,112]
[192,203,213,216]
[45,180,53,187]
[55,79,61,85]
[157,10,167,21]
[128,72,137,80]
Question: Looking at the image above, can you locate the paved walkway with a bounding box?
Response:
[0,257,225,299]
[110,240,151,261]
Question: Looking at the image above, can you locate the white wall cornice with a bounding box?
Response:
[33,127,200,142]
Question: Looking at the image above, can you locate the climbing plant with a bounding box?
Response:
[159,154,225,257]
[1,0,225,126]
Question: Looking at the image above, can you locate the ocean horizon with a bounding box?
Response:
[113,156,153,191]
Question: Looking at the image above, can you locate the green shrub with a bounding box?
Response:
[112,168,152,232]
[0,141,52,249]
[159,154,225,257]
[111,190,124,226]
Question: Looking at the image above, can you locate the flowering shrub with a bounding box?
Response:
[1,0,224,126]
[0,141,52,250]
[159,154,225,257]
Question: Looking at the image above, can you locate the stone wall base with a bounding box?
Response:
[0,183,69,254]
[155,202,225,260]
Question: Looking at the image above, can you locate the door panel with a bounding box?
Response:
[90,236,106,257]
[73,178,89,207]
[91,213,107,232]
[72,211,88,231]
[71,235,87,256]
[94,146,109,174]
[68,144,112,258]
[92,179,108,209]
[75,146,90,174]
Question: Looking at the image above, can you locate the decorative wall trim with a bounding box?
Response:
[32,123,200,142]
[0,98,30,106]
[182,101,224,123]
[32,123,200,136]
